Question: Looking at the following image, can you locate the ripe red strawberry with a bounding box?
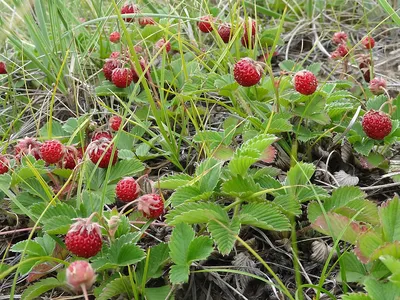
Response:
[369,77,387,95]
[218,23,232,43]
[362,110,392,140]
[131,57,148,83]
[362,36,375,49]
[337,44,349,56]
[109,31,121,43]
[358,54,371,82]
[0,62,7,74]
[112,67,134,88]
[0,155,9,174]
[87,138,118,168]
[40,140,65,164]
[66,261,96,292]
[241,34,255,48]
[65,218,102,258]
[293,70,318,95]
[198,15,214,33]
[233,57,263,87]
[109,116,122,131]
[121,2,139,22]
[103,58,122,81]
[116,177,140,202]
[14,137,42,160]
[243,18,256,36]
[155,38,171,52]
[332,31,348,44]
[58,146,81,169]
[92,131,113,141]
[139,17,155,26]
[137,193,164,218]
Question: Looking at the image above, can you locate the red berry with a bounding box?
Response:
[362,36,375,49]
[15,137,42,160]
[121,2,139,22]
[155,38,171,52]
[0,155,9,174]
[112,67,134,88]
[87,138,118,168]
[243,18,256,36]
[116,177,140,202]
[233,57,262,87]
[332,32,348,44]
[241,34,255,48]
[337,44,349,57]
[58,146,81,169]
[66,261,96,292]
[40,140,65,164]
[103,58,122,81]
[0,62,7,74]
[137,194,164,218]
[198,15,214,33]
[65,219,102,258]
[139,17,155,26]
[109,116,122,131]
[218,23,232,43]
[358,55,371,82]
[369,77,387,95]
[92,131,113,141]
[131,58,148,83]
[362,110,392,140]
[109,31,121,43]
[293,70,318,95]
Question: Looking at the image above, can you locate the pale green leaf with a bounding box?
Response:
[379,196,400,242]
[108,158,144,182]
[274,194,302,216]
[169,264,190,284]
[168,186,212,207]
[97,276,133,300]
[355,231,384,263]
[187,236,213,262]
[114,244,146,266]
[159,173,193,190]
[195,158,223,193]
[342,293,372,300]
[364,277,400,300]
[380,255,400,275]
[21,277,62,300]
[221,175,261,198]
[43,216,73,234]
[11,240,46,257]
[208,217,240,255]
[137,243,170,282]
[169,223,195,265]
[240,202,291,231]
[339,252,367,283]
[166,202,228,224]
[145,286,173,300]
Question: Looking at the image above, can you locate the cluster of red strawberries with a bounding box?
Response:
[198,15,257,48]
[64,178,165,258]
[102,2,171,89]
[0,115,128,177]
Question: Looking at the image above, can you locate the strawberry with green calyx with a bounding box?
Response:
[87,137,118,168]
[65,216,103,258]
